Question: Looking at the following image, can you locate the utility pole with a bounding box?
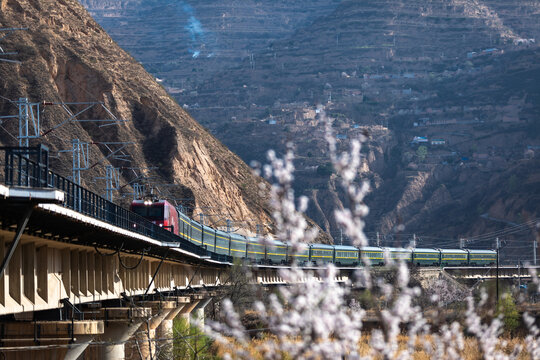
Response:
[103,165,120,202]
[376,232,380,247]
[534,239,538,266]
[518,259,521,290]
[71,139,89,186]
[340,229,343,246]
[200,213,205,226]
[459,238,465,249]
[412,234,417,248]
[496,237,500,302]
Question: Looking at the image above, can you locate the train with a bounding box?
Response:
[130,199,497,267]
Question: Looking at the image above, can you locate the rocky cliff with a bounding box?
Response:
[0,0,277,235]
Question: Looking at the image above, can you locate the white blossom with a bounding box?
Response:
[205,127,536,360]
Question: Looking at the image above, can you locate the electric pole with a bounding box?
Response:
[496,237,500,302]
[534,239,537,266]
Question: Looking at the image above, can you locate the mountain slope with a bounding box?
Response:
[77,0,538,252]
[0,0,275,234]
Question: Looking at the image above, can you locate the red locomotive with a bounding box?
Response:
[130,199,179,236]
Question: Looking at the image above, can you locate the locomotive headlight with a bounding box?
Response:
[144,199,152,206]
[159,224,163,227]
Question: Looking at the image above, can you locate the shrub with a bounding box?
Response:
[496,293,520,335]
[172,317,216,360]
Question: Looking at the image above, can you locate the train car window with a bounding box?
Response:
[147,206,164,220]
[131,205,164,220]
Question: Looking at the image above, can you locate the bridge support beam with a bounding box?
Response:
[100,321,144,360]
[0,320,103,360]
[179,294,204,325]
[81,307,151,360]
[130,300,176,360]
[65,335,94,360]
[192,297,213,327]
[155,296,191,358]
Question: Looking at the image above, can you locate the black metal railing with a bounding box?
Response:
[1,146,231,263]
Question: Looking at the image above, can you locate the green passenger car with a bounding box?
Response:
[412,248,440,266]
[385,247,413,264]
[246,237,266,263]
[190,221,203,245]
[201,224,216,252]
[467,249,496,266]
[310,244,335,265]
[333,245,359,266]
[287,242,310,265]
[229,233,247,258]
[178,212,191,242]
[178,212,203,246]
[266,240,288,264]
[440,249,468,266]
[214,229,231,256]
[360,246,385,266]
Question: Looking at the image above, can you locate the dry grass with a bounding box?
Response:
[358,335,529,360]
[213,334,530,359]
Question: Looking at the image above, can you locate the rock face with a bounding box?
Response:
[0,0,275,234]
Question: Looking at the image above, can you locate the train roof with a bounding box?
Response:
[334,245,358,251]
[467,249,496,254]
[438,248,467,254]
[247,236,263,244]
[273,240,286,246]
[382,247,413,252]
[310,243,335,249]
[413,248,440,253]
[360,246,384,251]
[230,233,246,241]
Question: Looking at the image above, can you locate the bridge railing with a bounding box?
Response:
[1,146,231,263]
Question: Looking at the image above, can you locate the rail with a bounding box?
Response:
[1,145,231,263]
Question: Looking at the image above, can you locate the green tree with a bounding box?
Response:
[416,145,428,162]
[172,317,217,360]
[496,293,520,335]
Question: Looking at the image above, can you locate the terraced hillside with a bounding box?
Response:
[82,0,540,254]
[81,0,341,91]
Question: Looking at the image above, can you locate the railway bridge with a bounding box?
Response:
[0,146,309,359]
[0,146,537,359]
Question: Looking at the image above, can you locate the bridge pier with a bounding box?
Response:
[192,296,213,327]
[180,294,204,325]
[129,300,176,360]
[155,296,191,358]
[65,334,94,360]
[80,307,152,360]
[99,321,143,360]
